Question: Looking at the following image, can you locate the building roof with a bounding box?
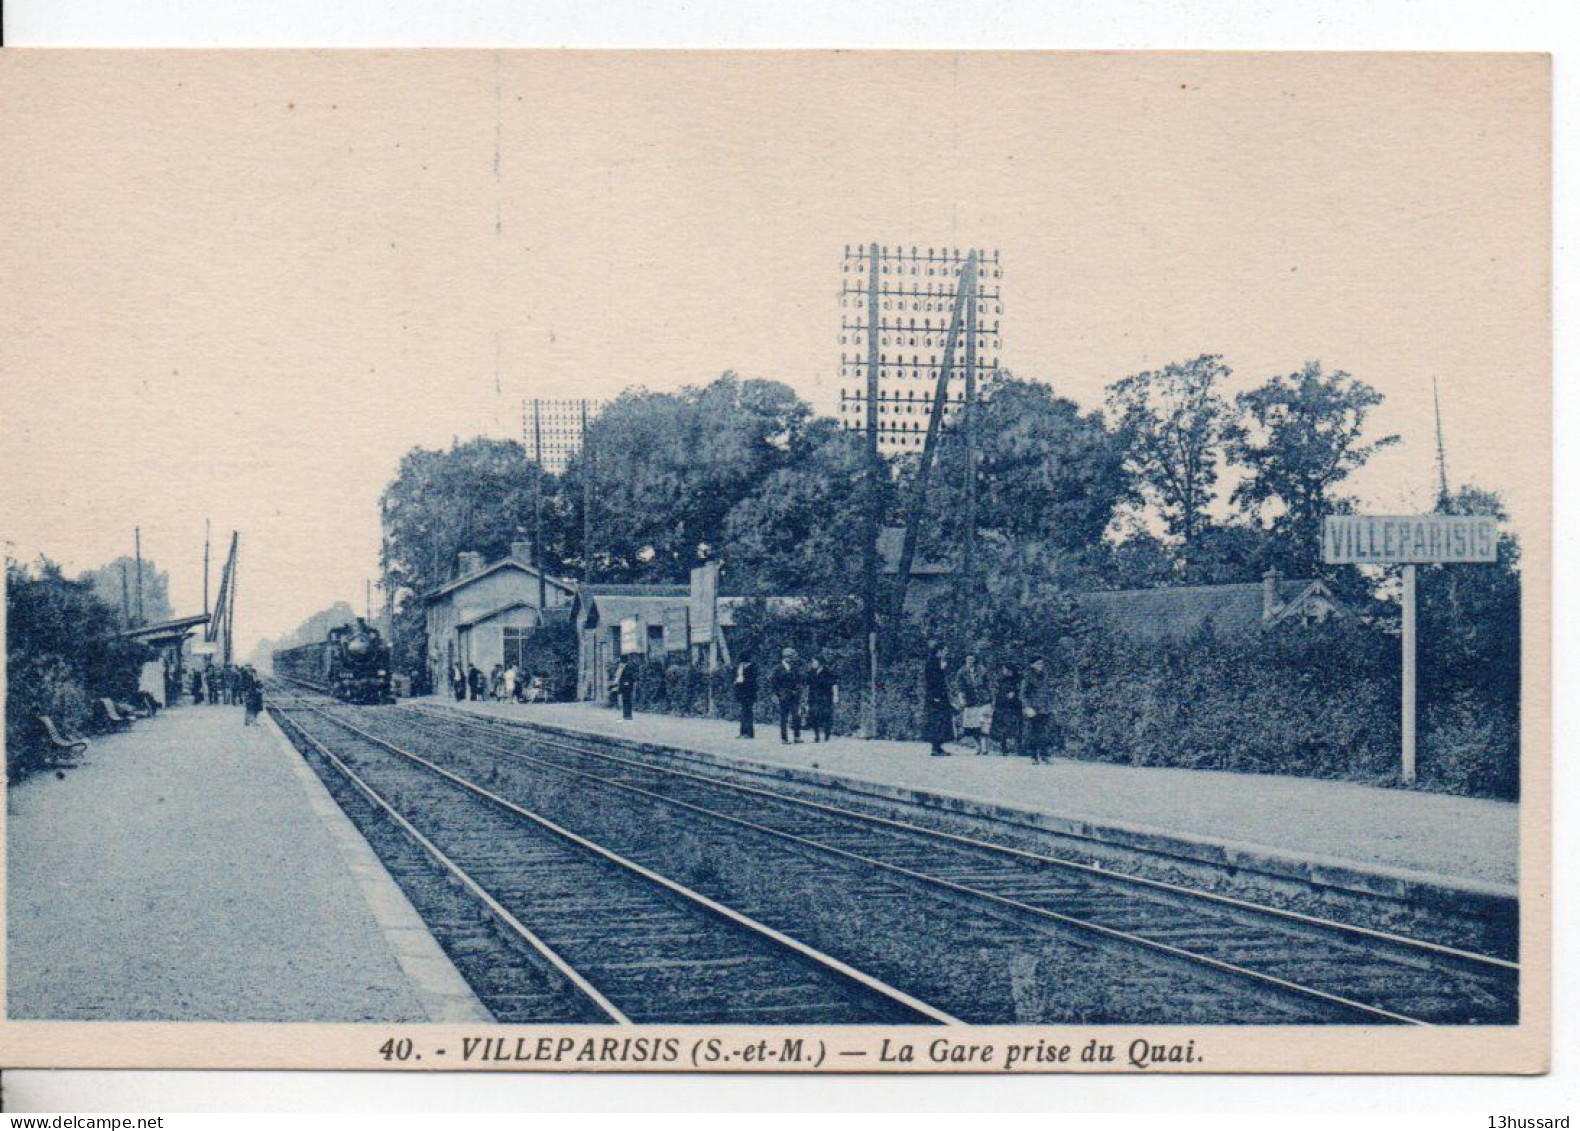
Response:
[576,583,689,598]
[423,556,576,604]
[114,612,211,643]
[456,601,533,630]
[1072,578,1337,643]
[876,527,954,577]
[579,593,690,630]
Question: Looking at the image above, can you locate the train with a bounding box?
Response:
[273,618,395,704]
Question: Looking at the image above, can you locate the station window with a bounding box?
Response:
[502,627,529,671]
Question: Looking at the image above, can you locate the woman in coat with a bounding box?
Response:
[922,645,954,757]
[991,661,1022,756]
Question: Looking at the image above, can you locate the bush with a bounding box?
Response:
[6,557,150,781]
[609,593,1515,800]
[1419,693,1519,800]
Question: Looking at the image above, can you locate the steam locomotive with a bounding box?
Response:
[273,618,394,704]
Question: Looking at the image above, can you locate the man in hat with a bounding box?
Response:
[769,647,804,744]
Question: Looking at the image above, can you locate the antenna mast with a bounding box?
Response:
[1433,378,1452,513]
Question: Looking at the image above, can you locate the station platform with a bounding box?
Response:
[421,696,1519,910]
[6,701,487,1022]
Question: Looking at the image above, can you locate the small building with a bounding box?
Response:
[571,584,691,702]
[1073,569,1346,643]
[424,542,576,689]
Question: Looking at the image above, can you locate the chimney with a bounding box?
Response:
[1262,567,1283,621]
[510,540,534,566]
[456,551,485,578]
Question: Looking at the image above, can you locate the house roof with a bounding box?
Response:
[423,556,576,604]
[876,527,953,577]
[1072,578,1337,642]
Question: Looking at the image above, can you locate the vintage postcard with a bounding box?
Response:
[0,50,1550,1073]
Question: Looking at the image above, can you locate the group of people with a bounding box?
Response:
[599,643,1061,763]
[448,661,546,705]
[187,663,265,725]
[921,645,1060,762]
[730,648,840,744]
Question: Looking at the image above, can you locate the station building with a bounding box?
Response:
[423,542,575,689]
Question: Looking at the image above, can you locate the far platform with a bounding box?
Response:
[6,700,487,1022]
[420,696,1518,907]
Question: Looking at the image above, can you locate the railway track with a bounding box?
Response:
[372,702,1518,1026]
[270,701,953,1026]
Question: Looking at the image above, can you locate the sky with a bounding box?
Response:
[0,51,1550,656]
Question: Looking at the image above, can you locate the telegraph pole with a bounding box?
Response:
[861,242,883,738]
[532,398,547,611]
[134,526,144,624]
[581,398,594,582]
[961,250,979,609]
[891,250,977,623]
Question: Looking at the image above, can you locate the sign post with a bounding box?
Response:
[1322,514,1498,786]
[1401,563,1417,784]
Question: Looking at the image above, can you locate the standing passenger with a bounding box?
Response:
[992,661,1021,756]
[733,653,759,739]
[613,658,636,720]
[467,664,485,701]
[190,669,204,706]
[950,652,992,756]
[805,655,839,743]
[451,662,466,701]
[922,645,953,757]
[1019,655,1058,764]
[769,648,803,744]
[502,663,518,703]
[244,679,264,726]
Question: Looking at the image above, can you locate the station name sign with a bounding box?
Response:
[1322,514,1498,565]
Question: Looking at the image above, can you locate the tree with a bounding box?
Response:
[379,436,562,680]
[922,377,1132,561]
[562,373,814,582]
[1105,355,1239,565]
[1229,361,1400,574]
[77,556,174,627]
[720,419,872,596]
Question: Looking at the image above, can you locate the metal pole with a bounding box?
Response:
[203,518,211,619]
[861,242,882,739]
[533,397,547,611]
[227,533,239,667]
[1401,564,1417,785]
